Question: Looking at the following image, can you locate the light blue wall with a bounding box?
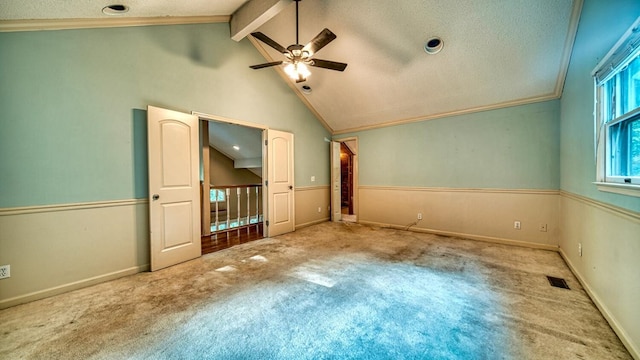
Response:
[560,0,640,212]
[339,100,560,190]
[0,23,330,208]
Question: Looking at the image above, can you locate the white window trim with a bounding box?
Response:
[593,182,640,197]
[592,16,640,197]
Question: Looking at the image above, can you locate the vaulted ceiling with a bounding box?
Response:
[0,0,582,135]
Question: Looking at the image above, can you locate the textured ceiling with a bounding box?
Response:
[253,0,580,133]
[0,0,581,135]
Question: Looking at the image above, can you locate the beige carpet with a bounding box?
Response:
[0,222,631,359]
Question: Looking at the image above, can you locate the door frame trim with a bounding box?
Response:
[192,111,269,130]
[193,111,274,238]
[331,136,359,222]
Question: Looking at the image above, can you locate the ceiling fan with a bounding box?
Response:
[249,0,348,83]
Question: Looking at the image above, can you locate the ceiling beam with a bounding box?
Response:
[230,0,291,42]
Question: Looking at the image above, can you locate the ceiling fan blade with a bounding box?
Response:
[310,59,348,72]
[249,61,283,69]
[302,28,337,55]
[250,32,288,54]
[295,77,307,83]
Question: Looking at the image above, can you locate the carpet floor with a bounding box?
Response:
[0,222,632,359]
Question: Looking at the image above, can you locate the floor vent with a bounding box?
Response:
[547,276,570,290]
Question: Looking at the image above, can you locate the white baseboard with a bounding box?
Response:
[359,220,559,251]
[0,264,149,310]
[559,248,639,360]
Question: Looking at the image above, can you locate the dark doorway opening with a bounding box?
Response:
[340,142,354,216]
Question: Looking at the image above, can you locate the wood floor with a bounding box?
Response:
[201,223,264,254]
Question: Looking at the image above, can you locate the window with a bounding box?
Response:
[593,16,640,196]
[210,189,226,202]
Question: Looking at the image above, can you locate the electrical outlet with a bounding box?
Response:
[417,213,423,220]
[317,207,322,213]
[578,243,582,257]
[514,221,521,230]
[0,265,10,279]
[539,223,548,232]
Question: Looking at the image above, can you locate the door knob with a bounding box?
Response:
[289,185,293,190]
[152,194,160,200]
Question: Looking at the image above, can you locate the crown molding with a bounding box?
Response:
[553,0,583,97]
[0,16,230,32]
[331,93,560,135]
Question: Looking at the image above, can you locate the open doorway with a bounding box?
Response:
[332,138,358,223]
[148,106,295,267]
[340,142,356,222]
[201,119,265,254]
[196,112,296,254]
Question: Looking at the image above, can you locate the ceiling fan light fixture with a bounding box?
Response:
[424,37,443,54]
[248,0,347,80]
[297,63,311,78]
[102,4,129,15]
[284,62,311,81]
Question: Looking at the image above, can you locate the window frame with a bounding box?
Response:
[592,16,640,197]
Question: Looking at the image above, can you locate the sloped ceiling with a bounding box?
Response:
[208,121,262,168]
[0,0,582,135]
[252,0,581,134]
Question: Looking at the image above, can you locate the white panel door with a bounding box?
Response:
[148,106,201,271]
[266,129,295,237]
[330,141,342,222]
